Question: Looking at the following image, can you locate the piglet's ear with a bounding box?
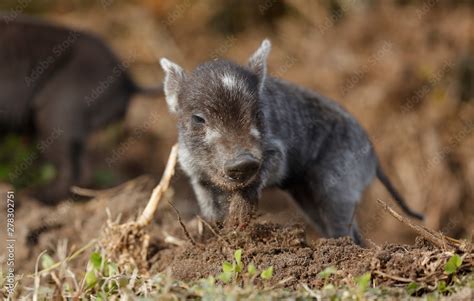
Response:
[248,39,271,90]
[160,58,186,113]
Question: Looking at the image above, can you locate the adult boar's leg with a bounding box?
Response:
[32,71,86,204]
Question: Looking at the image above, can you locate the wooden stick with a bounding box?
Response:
[376,199,451,250]
[197,215,231,246]
[137,144,178,227]
[373,270,414,283]
[71,175,151,198]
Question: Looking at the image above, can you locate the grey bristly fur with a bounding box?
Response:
[160,39,423,245]
[0,15,163,204]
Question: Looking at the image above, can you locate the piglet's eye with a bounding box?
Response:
[192,114,206,124]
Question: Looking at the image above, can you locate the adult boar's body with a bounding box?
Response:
[0,15,162,203]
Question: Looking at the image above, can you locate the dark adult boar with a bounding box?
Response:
[0,15,162,203]
[159,39,424,245]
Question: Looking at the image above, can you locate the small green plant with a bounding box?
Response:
[83,252,120,295]
[436,280,448,293]
[218,249,243,283]
[318,266,337,279]
[40,253,56,270]
[260,266,273,280]
[444,254,463,275]
[355,272,371,295]
[247,263,257,277]
[318,266,337,286]
[217,249,273,284]
[406,282,419,295]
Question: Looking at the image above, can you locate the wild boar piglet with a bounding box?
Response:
[160,39,423,244]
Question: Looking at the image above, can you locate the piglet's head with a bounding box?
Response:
[160,40,271,190]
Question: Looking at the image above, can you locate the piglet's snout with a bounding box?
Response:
[224,153,260,182]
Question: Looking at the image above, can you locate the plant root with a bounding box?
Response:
[99,144,178,273]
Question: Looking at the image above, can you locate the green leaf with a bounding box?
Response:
[444,254,463,275]
[437,280,447,293]
[260,266,273,280]
[247,263,257,276]
[85,271,97,288]
[90,252,103,270]
[234,249,243,272]
[356,272,371,292]
[234,262,243,273]
[234,249,242,265]
[40,253,55,270]
[222,261,233,273]
[218,271,232,283]
[318,266,337,279]
[406,282,418,295]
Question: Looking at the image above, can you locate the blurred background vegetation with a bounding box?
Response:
[0,0,473,246]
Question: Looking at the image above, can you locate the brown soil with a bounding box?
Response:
[153,222,370,288]
[151,220,472,290]
[1,175,472,292]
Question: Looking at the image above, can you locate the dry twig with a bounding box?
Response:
[377,199,457,250]
[372,199,473,288]
[137,145,178,226]
[99,144,178,271]
[71,175,152,198]
[197,215,231,247]
[168,200,196,245]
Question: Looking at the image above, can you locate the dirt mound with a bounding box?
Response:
[149,220,472,290]
[154,223,322,287]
